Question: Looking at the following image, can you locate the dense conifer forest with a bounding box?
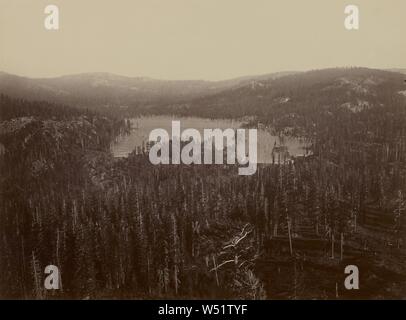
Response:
[1,68,406,299]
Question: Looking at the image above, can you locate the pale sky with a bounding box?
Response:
[0,0,405,80]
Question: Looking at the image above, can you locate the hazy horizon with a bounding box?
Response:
[1,0,406,81]
[1,66,406,82]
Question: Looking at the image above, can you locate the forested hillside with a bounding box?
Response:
[1,67,406,299]
[152,68,406,132]
[0,71,294,110]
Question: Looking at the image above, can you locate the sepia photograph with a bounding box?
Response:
[0,0,405,303]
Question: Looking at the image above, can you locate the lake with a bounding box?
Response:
[111,116,311,163]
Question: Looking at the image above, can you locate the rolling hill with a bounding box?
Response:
[0,71,296,109]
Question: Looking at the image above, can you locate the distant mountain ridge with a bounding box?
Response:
[0,70,296,108]
[1,68,405,125]
[152,67,406,119]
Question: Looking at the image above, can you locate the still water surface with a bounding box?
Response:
[111,116,311,163]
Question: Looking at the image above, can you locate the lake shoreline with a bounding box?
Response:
[111,116,312,163]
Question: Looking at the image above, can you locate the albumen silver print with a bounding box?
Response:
[0,0,405,301]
